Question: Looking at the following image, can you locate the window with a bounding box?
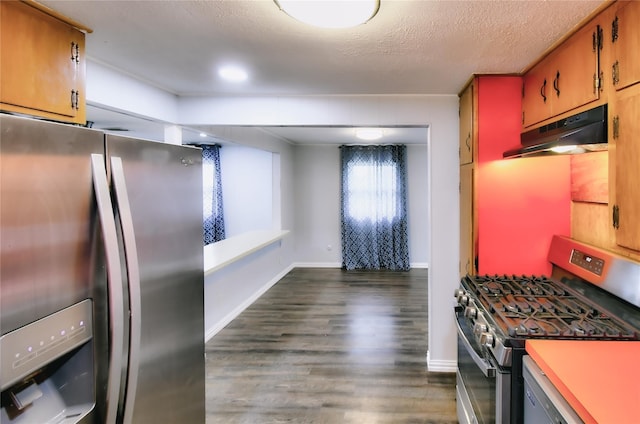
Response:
[346,162,398,221]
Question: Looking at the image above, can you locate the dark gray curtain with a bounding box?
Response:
[340,145,409,271]
[202,144,225,245]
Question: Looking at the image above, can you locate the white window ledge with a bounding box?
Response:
[204,229,290,275]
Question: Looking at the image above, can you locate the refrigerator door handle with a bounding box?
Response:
[91,154,125,424]
[110,156,142,424]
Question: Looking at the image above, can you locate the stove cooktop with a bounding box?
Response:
[463,274,640,341]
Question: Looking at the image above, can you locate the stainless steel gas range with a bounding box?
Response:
[455,235,640,424]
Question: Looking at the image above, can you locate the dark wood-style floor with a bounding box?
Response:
[204,268,457,424]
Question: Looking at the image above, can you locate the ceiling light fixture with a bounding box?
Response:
[218,65,248,82]
[274,0,380,29]
[355,128,384,141]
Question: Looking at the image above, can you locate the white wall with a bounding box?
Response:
[292,146,341,266]
[219,145,273,237]
[292,143,429,268]
[406,144,429,267]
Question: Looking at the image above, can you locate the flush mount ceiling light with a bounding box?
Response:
[274,0,380,29]
[355,128,384,141]
[218,65,248,82]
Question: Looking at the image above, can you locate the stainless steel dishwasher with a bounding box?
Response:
[522,356,583,424]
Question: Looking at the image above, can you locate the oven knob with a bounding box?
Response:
[453,289,469,305]
[480,332,495,348]
[473,323,487,335]
[464,306,477,319]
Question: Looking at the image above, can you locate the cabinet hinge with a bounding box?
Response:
[70,90,80,110]
[70,41,80,63]
[612,15,619,43]
[612,204,620,229]
[612,61,620,86]
[592,25,603,52]
[613,116,620,139]
[598,25,603,50]
[594,71,604,94]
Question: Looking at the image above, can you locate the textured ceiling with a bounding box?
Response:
[39,0,605,143]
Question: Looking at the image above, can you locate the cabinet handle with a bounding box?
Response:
[612,204,620,229]
[553,71,560,97]
[612,15,619,43]
[612,116,619,139]
[540,79,547,103]
[465,133,471,152]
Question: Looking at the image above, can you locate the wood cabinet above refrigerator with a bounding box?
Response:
[0,1,91,125]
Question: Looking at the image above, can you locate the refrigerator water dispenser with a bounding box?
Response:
[1,299,95,423]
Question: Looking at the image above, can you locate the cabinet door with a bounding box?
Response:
[611,0,640,91]
[612,84,640,251]
[460,164,475,277]
[522,60,552,127]
[550,24,601,116]
[459,83,474,164]
[1,1,85,122]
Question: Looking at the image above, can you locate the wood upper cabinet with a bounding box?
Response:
[459,82,474,165]
[522,59,551,128]
[611,0,640,91]
[522,23,602,128]
[1,1,87,124]
[611,83,640,252]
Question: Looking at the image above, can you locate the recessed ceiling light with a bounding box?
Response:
[355,128,384,141]
[274,0,380,29]
[218,65,248,82]
[199,132,207,138]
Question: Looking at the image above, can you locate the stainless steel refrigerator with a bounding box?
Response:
[0,113,205,423]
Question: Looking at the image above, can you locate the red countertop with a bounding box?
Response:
[526,339,640,424]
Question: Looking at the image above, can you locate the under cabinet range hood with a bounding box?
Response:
[503,104,607,159]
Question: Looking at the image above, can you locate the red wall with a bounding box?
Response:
[476,76,571,276]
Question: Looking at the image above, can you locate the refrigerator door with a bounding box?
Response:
[0,114,107,423]
[106,135,205,423]
[0,114,103,335]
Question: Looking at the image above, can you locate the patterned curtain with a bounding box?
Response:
[340,145,410,271]
[202,144,225,245]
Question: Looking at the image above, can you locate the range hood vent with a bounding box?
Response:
[503,104,607,159]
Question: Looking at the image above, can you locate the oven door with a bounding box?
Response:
[456,308,506,424]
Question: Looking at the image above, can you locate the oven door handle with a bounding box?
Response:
[455,314,497,378]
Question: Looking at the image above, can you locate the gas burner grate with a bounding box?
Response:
[464,274,640,340]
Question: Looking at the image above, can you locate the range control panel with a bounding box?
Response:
[570,249,605,276]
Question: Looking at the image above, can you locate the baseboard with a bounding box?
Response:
[410,262,429,269]
[293,262,342,268]
[426,351,457,372]
[204,263,295,342]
